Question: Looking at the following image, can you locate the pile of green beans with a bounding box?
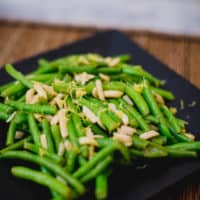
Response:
[0,53,197,199]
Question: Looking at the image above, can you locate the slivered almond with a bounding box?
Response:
[42,84,57,97]
[31,94,40,104]
[140,130,159,140]
[58,142,65,156]
[15,131,25,139]
[113,133,132,147]
[96,80,105,100]
[155,93,165,105]
[92,87,98,98]
[58,109,68,138]
[74,72,95,85]
[76,89,87,98]
[51,113,59,125]
[33,82,47,100]
[99,73,110,82]
[79,137,98,146]
[64,140,73,151]
[6,111,16,123]
[108,103,129,125]
[117,125,136,136]
[89,146,95,159]
[82,106,99,123]
[34,113,44,122]
[56,176,67,184]
[184,133,195,140]
[26,88,35,104]
[40,134,48,149]
[104,90,123,98]
[123,95,133,105]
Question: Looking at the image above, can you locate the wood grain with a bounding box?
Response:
[0,21,200,200]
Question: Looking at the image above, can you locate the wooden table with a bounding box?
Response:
[0,20,200,200]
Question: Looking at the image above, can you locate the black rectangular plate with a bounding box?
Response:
[0,31,200,200]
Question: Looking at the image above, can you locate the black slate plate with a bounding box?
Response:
[0,30,200,200]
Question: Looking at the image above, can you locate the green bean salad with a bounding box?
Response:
[0,53,198,199]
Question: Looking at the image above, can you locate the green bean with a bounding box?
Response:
[42,119,55,153]
[78,155,87,166]
[0,103,14,113]
[161,105,181,133]
[6,100,57,115]
[81,156,112,183]
[28,113,41,146]
[73,144,116,179]
[11,166,72,198]
[5,64,33,88]
[14,112,27,124]
[151,136,167,145]
[66,150,77,173]
[125,85,150,116]
[0,81,13,93]
[143,83,173,141]
[167,142,200,150]
[0,112,10,121]
[167,149,197,158]
[151,87,175,100]
[95,174,108,200]
[1,82,26,97]
[144,145,168,158]
[67,115,79,147]
[122,64,161,86]
[6,119,17,145]
[60,65,95,74]
[0,136,31,154]
[97,67,122,74]
[99,110,121,132]
[145,115,159,124]
[168,123,192,143]
[120,100,149,131]
[24,143,63,164]
[0,151,85,195]
[51,125,61,152]
[132,135,149,150]
[117,54,131,63]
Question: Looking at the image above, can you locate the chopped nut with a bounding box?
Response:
[169,107,177,114]
[75,88,87,98]
[122,95,133,105]
[113,133,132,147]
[42,84,57,97]
[33,82,47,100]
[82,106,99,123]
[58,109,68,139]
[184,133,195,140]
[15,131,25,140]
[133,84,143,93]
[104,90,123,98]
[117,125,136,136]
[74,72,95,85]
[155,93,165,105]
[108,103,129,125]
[40,134,48,149]
[58,142,65,156]
[79,137,98,146]
[6,111,16,123]
[64,140,73,151]
[96,80,105,100]
[140,130,159,140]
[99,73,110,82]
[26,88,35,104]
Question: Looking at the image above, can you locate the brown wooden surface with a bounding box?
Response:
[0,21,200,200]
